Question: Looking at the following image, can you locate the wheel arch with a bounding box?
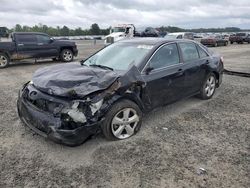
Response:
[60,46,73,53]
[102,93,146,116]
[0,51,10,59]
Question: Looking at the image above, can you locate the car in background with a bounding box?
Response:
[17,38,223,146]
[200,35,228,47]
[0,32,78,68]
[164,32,194,40]
[229,32,250,44]
[0,27,9,38]
[140,27,160,37]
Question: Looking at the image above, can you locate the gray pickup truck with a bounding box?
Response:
[0,32,78,68]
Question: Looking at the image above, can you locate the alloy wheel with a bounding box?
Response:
[63,50,73,61]
[111,108,140,139]
[0,55,8,67]
[204,76,216,97]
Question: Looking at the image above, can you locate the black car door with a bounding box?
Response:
[141,43,185,108]
[35,34,58,58]
[178,42,205,96]
[15,34,38,59]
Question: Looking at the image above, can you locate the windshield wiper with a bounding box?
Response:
[89,64,113,71]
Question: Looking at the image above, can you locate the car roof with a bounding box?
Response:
[168,32,193,35]
[118,37,196,46]
[11,32,48,35]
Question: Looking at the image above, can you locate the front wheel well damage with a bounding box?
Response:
[103,94,145,114]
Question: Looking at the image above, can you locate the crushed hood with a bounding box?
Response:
[32,63,119,98]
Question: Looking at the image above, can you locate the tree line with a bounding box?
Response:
[3,23,246,37]
[7,23,110,36]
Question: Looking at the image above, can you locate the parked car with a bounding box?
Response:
[17,38,223,146]
[0,32,78,68]
[165,32,194,40]
[0,27,9,38]
[200,35,228,47]
[140,27,160,37]
[229,32,250,44]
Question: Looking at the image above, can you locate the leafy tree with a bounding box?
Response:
[14,24,22,32]
[90,23,100,35]
[74,27,83,36]
[60,26,70,36]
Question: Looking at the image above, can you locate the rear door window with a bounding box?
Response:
[149,43,180,70]
[179,42,199,62]
[16,34,37,43]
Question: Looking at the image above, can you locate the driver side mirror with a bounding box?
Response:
[50,38,54,43]
[145,66,154,75]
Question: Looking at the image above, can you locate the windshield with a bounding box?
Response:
[111,27,125,33]
[83,43,151,71]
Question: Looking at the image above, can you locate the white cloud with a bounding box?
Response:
[0,0,250,29]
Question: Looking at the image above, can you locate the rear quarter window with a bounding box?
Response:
[197,45,209,58]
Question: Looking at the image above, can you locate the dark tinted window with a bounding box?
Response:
[149,43,180,69]
[36,35,50,43]
[197,45,209,58]
[177,35,183,39]
[16,34,36,43]
[179,42,199,62]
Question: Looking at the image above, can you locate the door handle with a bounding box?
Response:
[177,69,183,73]
[37,43,43,45]
[18,44,24,46]
[176,68,184,76]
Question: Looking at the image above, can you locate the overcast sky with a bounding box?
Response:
[1,0,250,29]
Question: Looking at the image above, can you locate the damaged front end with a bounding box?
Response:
[17,80,121,146]
[17,63,149,146]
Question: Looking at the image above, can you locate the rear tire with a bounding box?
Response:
[101,99,142,141]
[60,49,73,62]
[0,53,10,68]
[199,73,217,100]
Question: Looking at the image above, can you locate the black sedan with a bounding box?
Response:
[17,38,224,146]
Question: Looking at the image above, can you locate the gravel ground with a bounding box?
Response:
[0,41,249,188]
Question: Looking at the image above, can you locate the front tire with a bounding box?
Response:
[60,49,73,62]
[0,53,10,68]
[199,73,216,100]
[101,100,142,141]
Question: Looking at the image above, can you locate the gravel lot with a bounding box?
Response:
[0,41,249,188]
